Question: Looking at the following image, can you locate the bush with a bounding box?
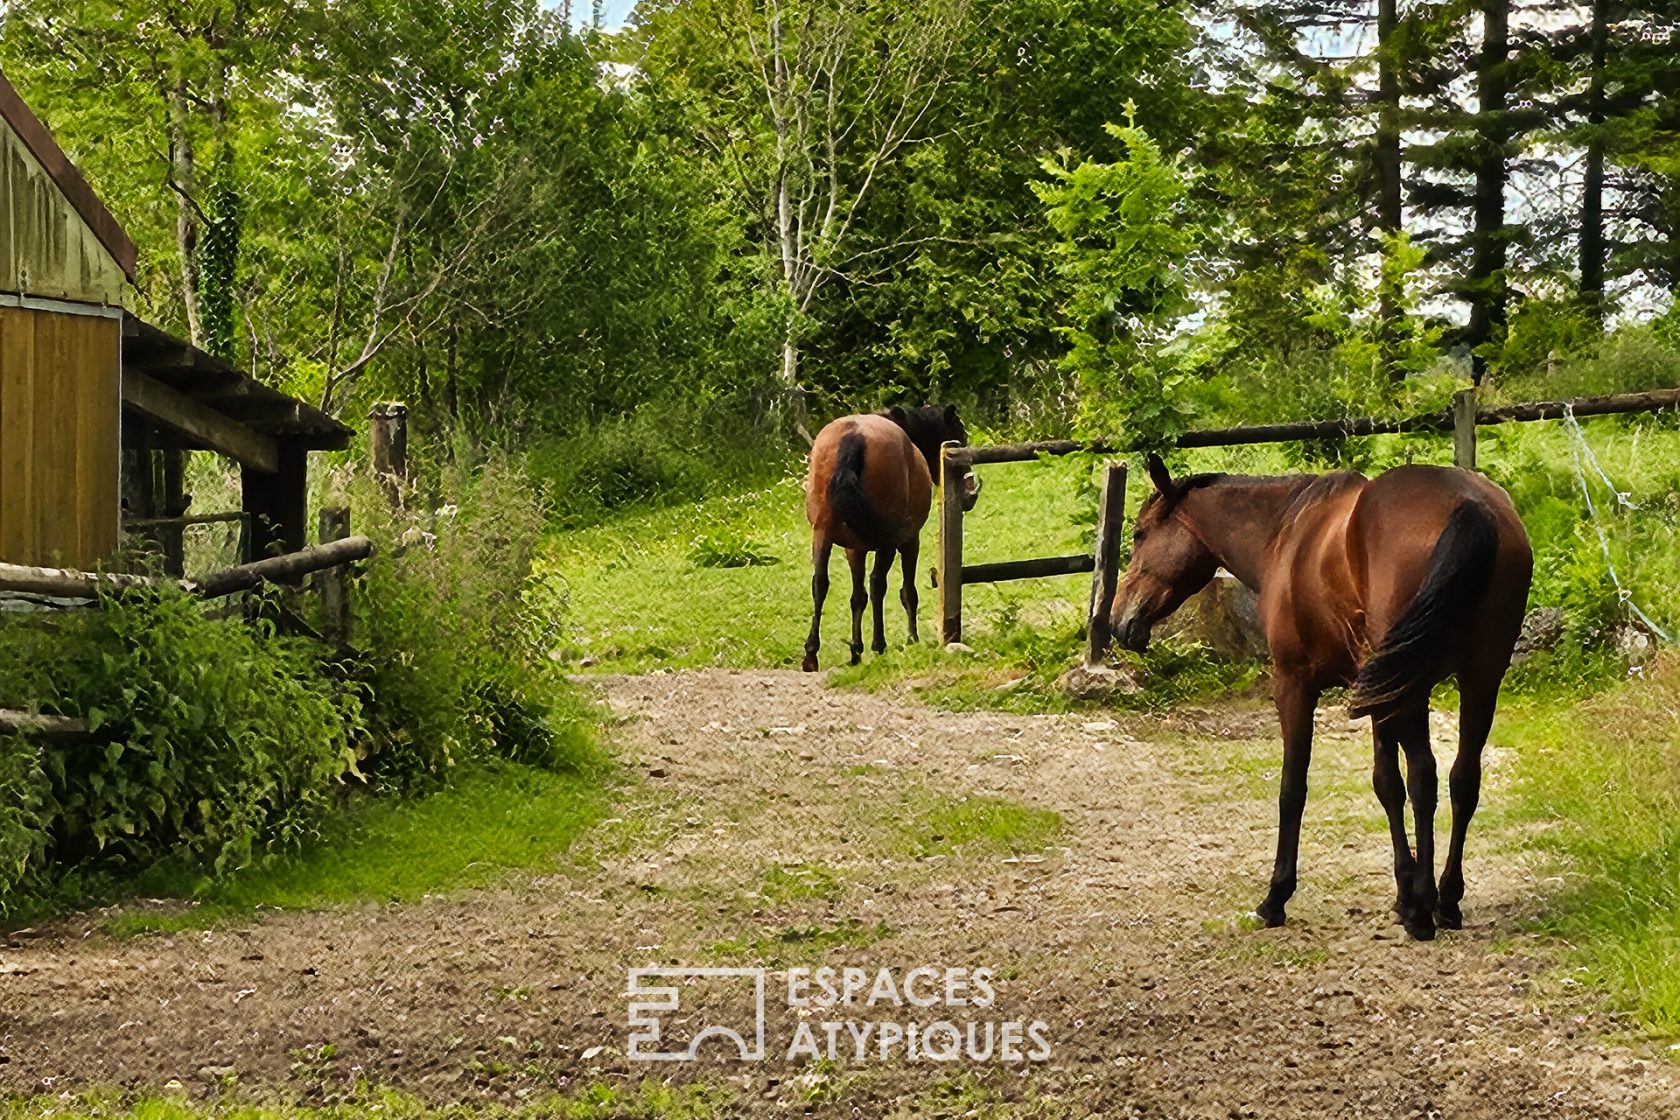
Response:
[344,458,595,787]
[527,404,787,529]
[0,591,360,909]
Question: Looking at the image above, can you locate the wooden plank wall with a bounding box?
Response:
[0,123,128,306]
[0,306,120,566]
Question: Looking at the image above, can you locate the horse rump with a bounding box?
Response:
[1349,501,1500,719]
[827,431,893,545]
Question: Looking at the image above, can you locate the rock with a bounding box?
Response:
[1614,623,1657,669]
[1058,662,1142,701]
[1158,572,1267,661]
[1511,606,1565,662]
[942,641,975,655]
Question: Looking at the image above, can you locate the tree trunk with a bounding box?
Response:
[1579,0,1609,314]
[1467,0,1510,384]
[167,79,204,348]
[1375,0,1404,379]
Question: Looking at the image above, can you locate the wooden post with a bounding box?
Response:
[937,443,965,645]
[369,402,409,505]
[318,506,351,649]
[1085,461,1128,665]
[1452,387,1478,469]
[159,446,187,577]
[242,444,308,561]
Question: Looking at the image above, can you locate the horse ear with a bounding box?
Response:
[943,403,959,424]
[885,405,909,426]
[1146,452,1177,497]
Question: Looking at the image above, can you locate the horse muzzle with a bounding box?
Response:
[961,472,981,512]
[1111,606,1152,653]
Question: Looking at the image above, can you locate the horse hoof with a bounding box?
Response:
[1434,905,1463,930]
[1255,901,1287,928]
[801,655,818,673]
[1399,906,1437,940]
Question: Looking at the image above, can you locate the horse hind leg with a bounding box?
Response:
[1437,672,1500,929]
[1372,710,1419,929]
[869,548,894,655]
[1391,704,1439,940]
[803,534,834,673]
[899,538,921,644]
[846,547,868,665]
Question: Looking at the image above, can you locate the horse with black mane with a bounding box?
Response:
[1110,455,1532,940]
[803,405,980,673]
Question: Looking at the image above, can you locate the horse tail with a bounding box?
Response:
[1349,501,1501,720]
[827,431,892,544]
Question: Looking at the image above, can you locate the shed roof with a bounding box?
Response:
[0,69,137,282]
[123,315,353,467]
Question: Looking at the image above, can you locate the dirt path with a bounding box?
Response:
[2,669,1677,1117]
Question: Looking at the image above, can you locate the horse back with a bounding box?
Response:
[806,414,933,549]
[1259,472,1370,680]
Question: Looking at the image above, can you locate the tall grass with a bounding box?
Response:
[1504,655,1680,1032]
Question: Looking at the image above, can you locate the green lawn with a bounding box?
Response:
[539,455,1101,674]
[99,760,609,937]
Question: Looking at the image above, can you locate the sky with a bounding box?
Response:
[543,0,637,31]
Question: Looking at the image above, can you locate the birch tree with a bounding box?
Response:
[642,0,973,433]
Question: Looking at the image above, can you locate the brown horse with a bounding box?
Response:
[803,405,980,672]
[1111,455,1532,940]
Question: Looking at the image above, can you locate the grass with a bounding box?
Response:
[540,456,1096,674]
[0,1084,739,1120]
[709,918,894,964]
[888,794,1065,859]
[93,760,610,937]
[1498,653,1680,1035]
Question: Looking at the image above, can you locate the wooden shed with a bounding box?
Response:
[0,70,133,568]
[0,71,350,574]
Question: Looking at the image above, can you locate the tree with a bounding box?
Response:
[635,0,975,435]
[1033,112,1197,446]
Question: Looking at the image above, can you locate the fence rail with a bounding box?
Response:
[937,384,1680,655]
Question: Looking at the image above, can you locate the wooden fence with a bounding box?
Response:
[937,385,1680,658]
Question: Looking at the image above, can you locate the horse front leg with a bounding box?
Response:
[802,534,833,672]
[845,547,868,665]
[1257,673,1319,928]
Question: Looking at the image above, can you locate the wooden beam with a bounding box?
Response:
[0,710,91,741]
[0,562,156,597]
[123,370,279,473]
[192,535,371,598]
[1476,386,1680,424]
[965,554,1094,584]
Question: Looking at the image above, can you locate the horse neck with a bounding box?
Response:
[1180,477,1313,592]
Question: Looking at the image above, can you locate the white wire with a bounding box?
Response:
[1562,404,1673,644]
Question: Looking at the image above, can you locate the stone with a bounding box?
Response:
[1058,662,1143,701]
[1511,606,1565,662]
[1158,572,1268,662]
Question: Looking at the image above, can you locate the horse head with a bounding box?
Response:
[1110,453,1220,652]
[885,404,981,511]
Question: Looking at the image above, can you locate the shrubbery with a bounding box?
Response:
[0,459,597,913]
